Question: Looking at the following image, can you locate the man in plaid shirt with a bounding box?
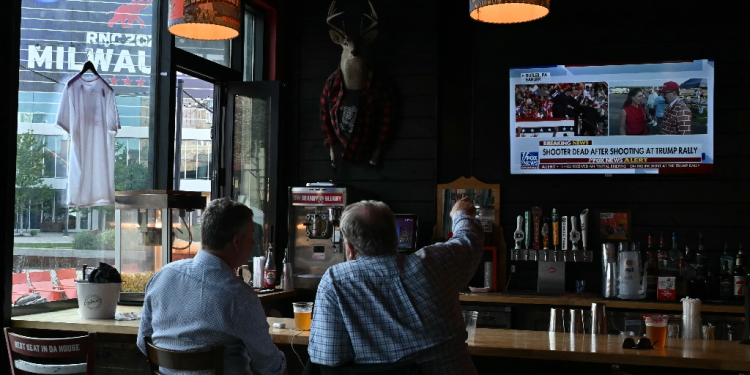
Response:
[308,198,483,374]
[659,81,692,135]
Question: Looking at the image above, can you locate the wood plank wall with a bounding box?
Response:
[283,0,750,286]
[283,0,439,246]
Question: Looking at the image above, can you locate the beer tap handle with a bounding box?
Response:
[570,216,581,251]
[513,215,525,249]
[580,208,589,251]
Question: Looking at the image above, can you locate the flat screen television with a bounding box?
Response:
[395,214,418,252]
[509,59,714,174]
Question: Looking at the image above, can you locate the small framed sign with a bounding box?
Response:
[598,210,631,241]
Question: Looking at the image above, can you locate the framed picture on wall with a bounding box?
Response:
[598,210,631,241]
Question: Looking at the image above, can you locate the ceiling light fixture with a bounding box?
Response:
[168,0,241,40]
[469,0,550,24]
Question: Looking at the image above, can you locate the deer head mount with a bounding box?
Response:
[327,1,378,90]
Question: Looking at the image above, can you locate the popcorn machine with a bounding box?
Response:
[114,190,206,304]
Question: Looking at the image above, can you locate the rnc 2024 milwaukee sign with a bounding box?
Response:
[20,0,153,94]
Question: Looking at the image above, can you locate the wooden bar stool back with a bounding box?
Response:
[3,327,96,375]
[144,336,224,375]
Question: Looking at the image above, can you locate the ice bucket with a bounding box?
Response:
[75,281,121,319]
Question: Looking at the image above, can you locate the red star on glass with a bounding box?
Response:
[136,77,146,86]
[123,77,132,85]
[109,76,118,85]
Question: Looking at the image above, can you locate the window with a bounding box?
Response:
[176,36,230,67]
[243,7,264,81]
[14,0,155,308]
[11,0,272,311]
[175,72,213,192]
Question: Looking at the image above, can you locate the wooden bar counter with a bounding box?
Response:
[11,306,308,346]
[12,303,750,371]
[460,292,745,314]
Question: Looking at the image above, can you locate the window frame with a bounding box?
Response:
[6,0,275,318]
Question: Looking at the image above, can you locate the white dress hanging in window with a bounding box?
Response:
[56,75,120,207]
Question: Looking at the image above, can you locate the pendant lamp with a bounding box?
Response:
[469,0,550,24]
[168,0,241,40]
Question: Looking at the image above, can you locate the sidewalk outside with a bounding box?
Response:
[14,232,74,244]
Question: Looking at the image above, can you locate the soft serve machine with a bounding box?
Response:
[288,183,355,290]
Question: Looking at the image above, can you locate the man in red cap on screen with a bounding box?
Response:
[659,81,692,135]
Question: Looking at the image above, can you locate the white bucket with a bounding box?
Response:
[75,281,121,319]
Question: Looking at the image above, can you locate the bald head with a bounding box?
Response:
[340,200,398,257]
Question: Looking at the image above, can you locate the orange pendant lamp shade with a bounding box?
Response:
[469,0,550,24]
[168,0,241,40]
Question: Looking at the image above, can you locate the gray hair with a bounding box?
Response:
[340,200,397,257]
[201,198,254,251]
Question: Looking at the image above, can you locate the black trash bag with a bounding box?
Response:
[87,262,122,283]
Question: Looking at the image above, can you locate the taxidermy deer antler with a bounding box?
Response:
[326,1,383,169]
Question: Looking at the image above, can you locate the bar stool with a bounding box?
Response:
[144,336,224,375]
[4,328,96,375]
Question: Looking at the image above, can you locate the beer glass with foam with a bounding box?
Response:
[644,314,669,348]
[293,302,314,331]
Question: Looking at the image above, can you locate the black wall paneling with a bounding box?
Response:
[286,0,438,247]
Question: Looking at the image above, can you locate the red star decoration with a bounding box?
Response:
[123,77,132,85]
[109,76,118,85]
[136,77,146,86]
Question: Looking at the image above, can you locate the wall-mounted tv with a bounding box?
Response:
[510,60,713,174]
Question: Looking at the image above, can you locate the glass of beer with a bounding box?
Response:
[293,302,314,331]
[644,314,669,348]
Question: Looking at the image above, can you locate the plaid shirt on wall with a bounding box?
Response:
[320,69,396,163]
[308,211,484,375]
[660,99,692,134]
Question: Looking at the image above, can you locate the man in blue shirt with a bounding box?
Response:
[308,198,483,374]
[137,198,287,375]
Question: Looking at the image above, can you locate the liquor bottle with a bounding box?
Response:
[697,246,711,300]
[694,232,706,278]
[264,243,277,289]
[646,251,659,299]
[619,242,644,300]
[683,246,694,277]
[676,250,688,299]
[734,244,747,300]
[669,232,680,276]
[644,232,655,268]
[720,243,735,276]
[720,259,733,300]
[657,232,669,276]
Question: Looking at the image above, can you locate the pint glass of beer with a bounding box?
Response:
[293,302,314,331]
[644,314,669,348]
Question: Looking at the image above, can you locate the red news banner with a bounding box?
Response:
[536,140,710,172]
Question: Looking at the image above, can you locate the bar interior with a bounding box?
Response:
[2,0,750,374]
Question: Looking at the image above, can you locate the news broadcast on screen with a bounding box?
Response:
[509,60,714,174]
